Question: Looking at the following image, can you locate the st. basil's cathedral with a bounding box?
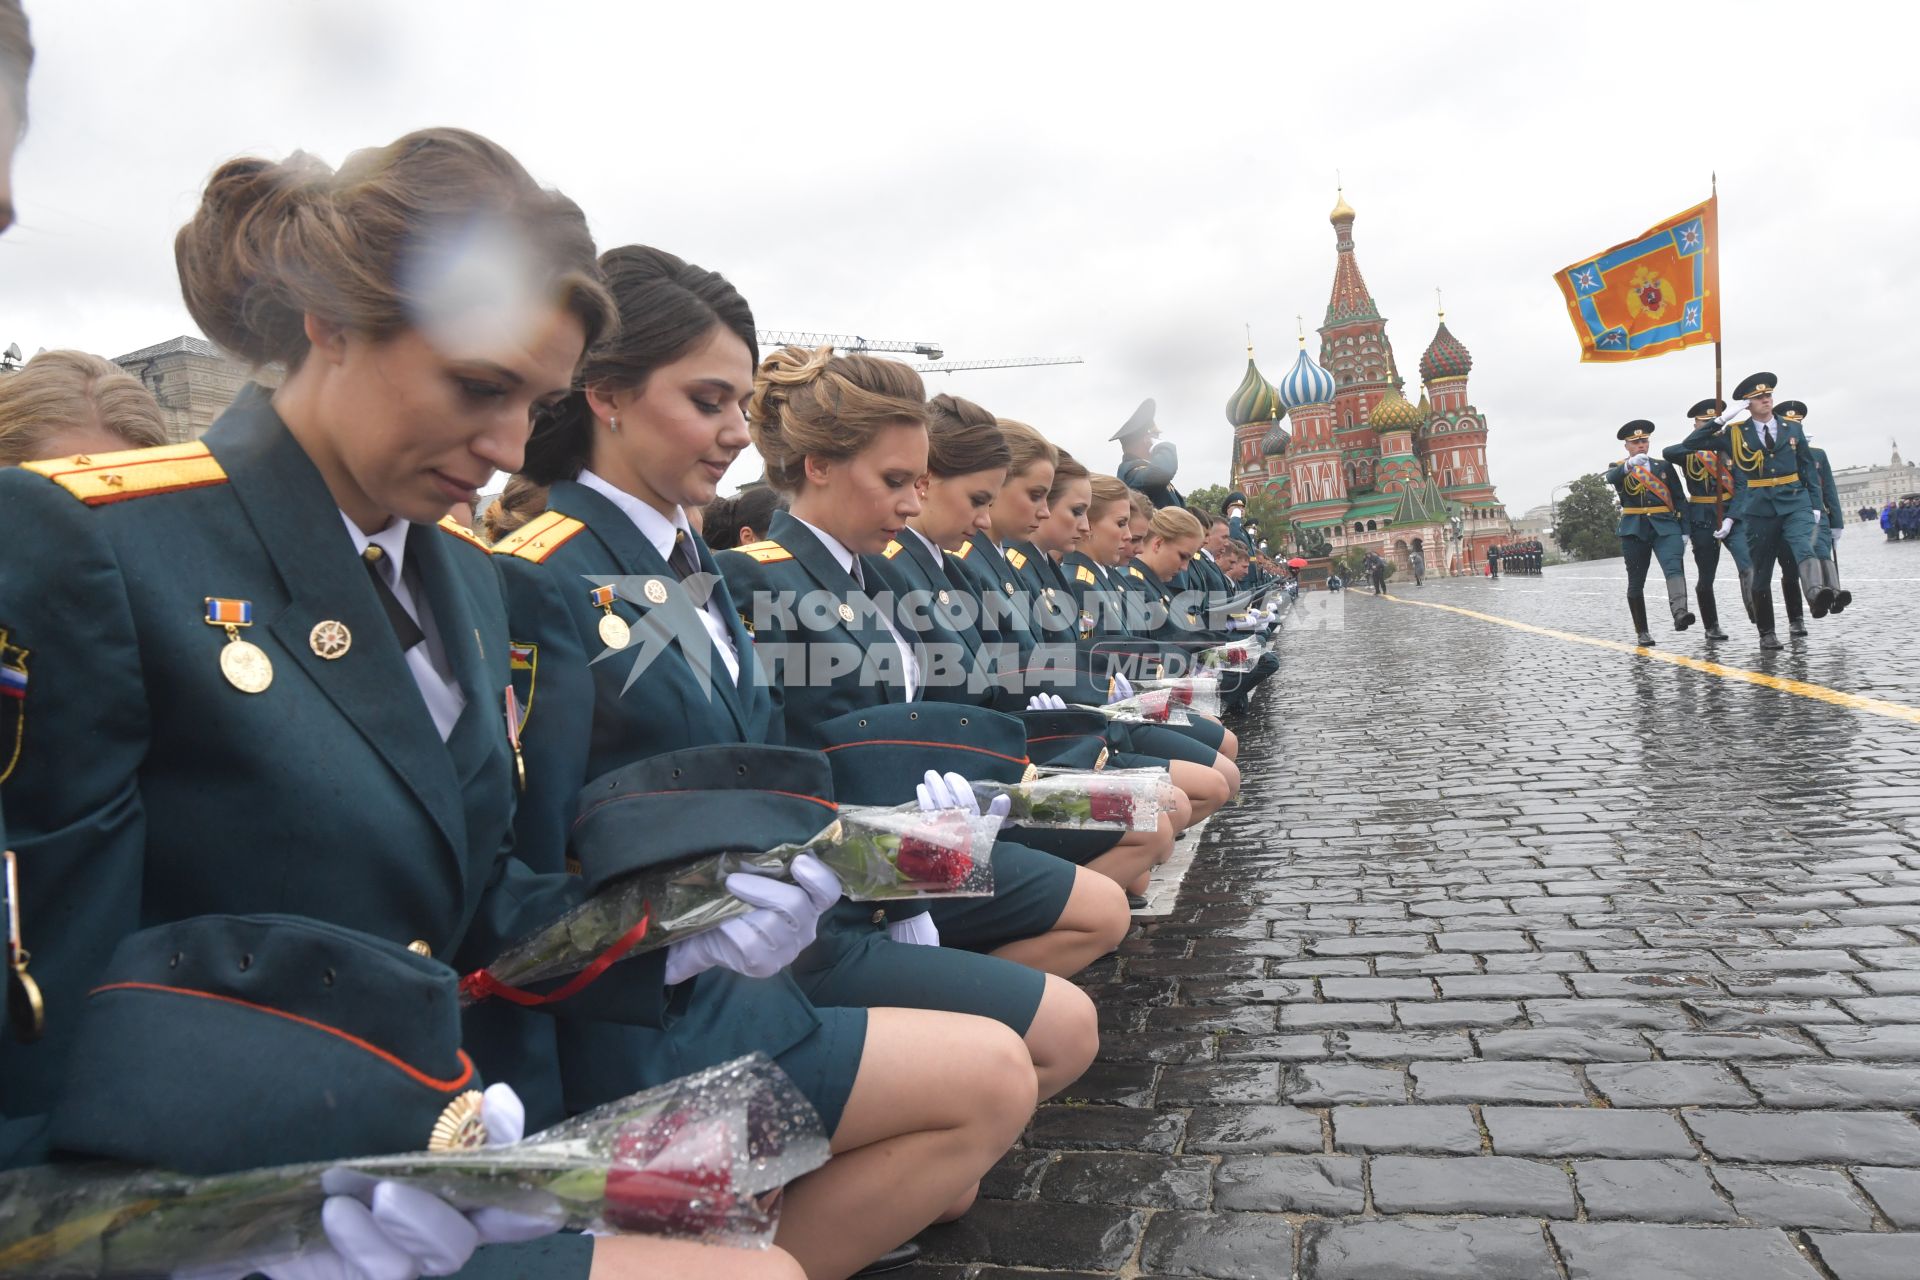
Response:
[1228,190,1509,575]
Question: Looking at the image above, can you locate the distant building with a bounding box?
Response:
[1227,190,1509,576]
[1511,503,1555,536]
[112,335,260,443]
[1831,443,1920,512]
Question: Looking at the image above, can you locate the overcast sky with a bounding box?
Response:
[5,1,1913,515]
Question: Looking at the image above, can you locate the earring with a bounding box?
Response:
[608,415,620,434]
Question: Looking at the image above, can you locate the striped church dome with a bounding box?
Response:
[1261,420,1291,455]
[1226,356,1284,427]
[1277,346,1336,410]
[1420,319,1473,383]
[1369,386,1425,431]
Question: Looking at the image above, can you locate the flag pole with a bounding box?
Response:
[1712,171,1723,402]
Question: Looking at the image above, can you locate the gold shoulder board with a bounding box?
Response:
[495,511,586,563]
[952,541,974,559]
[437,515,490,551]
[1075,565,1097,585]
[735,540,793,564]
[883,540,904,559]
[21,442,227,506]
[1128,566,1145,579]
[1006,549,1028,569]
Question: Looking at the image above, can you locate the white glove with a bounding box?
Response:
[1626,453,1652,468]
[914,770,1011,822]
[1025,692,1067,710]
[1107,671,1134,703]
[1832,526,1843,542]
[1713,518,1734,541]
[887,912,941,947]
[199,1086,557,1280]
[1717,406,1751,426]
[664,854,842,984]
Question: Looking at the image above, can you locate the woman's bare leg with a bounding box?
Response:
[590,1238,807,1280]
[1022,974,1100,1099]
[989,867,1128,977]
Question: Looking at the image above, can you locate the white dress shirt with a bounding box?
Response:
[791,514,918,699]
[339,512,467,741]
[1752,415,1777,447]
[577,471,741,685]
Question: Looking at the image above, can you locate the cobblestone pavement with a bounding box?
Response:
[913,537,1920,1279]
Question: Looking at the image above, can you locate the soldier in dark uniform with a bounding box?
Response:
[1112,398,1183,509]
[1604,420,1696,645]
[1681,372,1830,648]
[1779,400,1851,614]
[1487,543,1499,578]
[1662,397,1748,642]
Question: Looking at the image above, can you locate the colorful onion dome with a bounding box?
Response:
[1420,319,1473,383]
[1261,420,1291,455]
[1369,386,1425,432]
[1277,345,1336,410]
[1226,354,1284,427]
[1330,188,1356,224]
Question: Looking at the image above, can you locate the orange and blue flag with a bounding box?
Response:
[1555,196,1718,363]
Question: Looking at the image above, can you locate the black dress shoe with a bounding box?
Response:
[1127,893,1151,910]
[1759,632,1784,650]
[1789,620,1808,637]
[854,1241,922,1275]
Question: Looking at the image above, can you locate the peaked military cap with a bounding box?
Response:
[51,914,486,1175]
[1223,493,1247,514]
[1733,371,1778,400]
[1686,397,1726,420]
[806,702,1029,805]
[571,744,839,891]
[1617,420,1656,441]
[1019,706,1114,771]
[1109,398,1157,442]
[1775,400,1807,422]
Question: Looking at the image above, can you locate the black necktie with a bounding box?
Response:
[362,544,425,651]
[668,529,701,582]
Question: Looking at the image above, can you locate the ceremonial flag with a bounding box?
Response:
[1555,196,1718,363]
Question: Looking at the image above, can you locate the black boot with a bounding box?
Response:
[1737,567,1756,623]
[1665,575,1696,630]
[1799,558,1833,620]
[1752,587,1783,649]
[1827,558,1852,613]
[1628,595,1654,646]
[1698,585,1726,640]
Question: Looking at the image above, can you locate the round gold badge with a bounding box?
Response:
[937,590,951,605]
[1003,581,1016,595]
[599,612,632,650]
[427,1089,489,1152]
[219,639,274,694]
[1095,747,1110,770]
[643,579,670,605]
[836,603,855,624]
[309,620,352,660]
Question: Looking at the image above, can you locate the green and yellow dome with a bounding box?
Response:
[1226,355,1285,428]
[1369,386,1425,432]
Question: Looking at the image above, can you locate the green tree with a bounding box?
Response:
[1183,483,1232,516]
[1553,473,1621,561]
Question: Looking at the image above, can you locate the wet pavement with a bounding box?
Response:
[914,536,1920,1279]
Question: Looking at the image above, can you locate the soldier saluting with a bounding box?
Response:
[1661,397,1747,642]
[1605,420,1695,646]
[1112,398,1183,509]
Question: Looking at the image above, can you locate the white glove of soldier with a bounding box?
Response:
[664,854,842,985]
[188,1086,558,1280]
[1810,508,1823,524]
[914,770,1011,822]
[1025,692,1067,710]
[887,912,942,947]
[1717,405,1751,426]
[1626,453,1653,468]
[1832,526,1844,542]
[1713,518,1734,541]
[1107,671,1134,703]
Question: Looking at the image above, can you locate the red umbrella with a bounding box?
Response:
[1287,557,1309,568]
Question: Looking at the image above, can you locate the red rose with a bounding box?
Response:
[1167,684,1195,706]
[1088,787,1135,825]
[897,832,975,888]
[604,1112,735,1237]
[1140,690,1173,722]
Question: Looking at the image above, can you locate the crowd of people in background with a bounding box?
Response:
[1881,496,1920,540]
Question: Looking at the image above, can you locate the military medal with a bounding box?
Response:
[643,578,670,605]
[837,603,855,624]
[4,850,44,1043]
[590,585,631,649]
[205,598,272,693]
[937,590,951,605]
[428,1089,489,1151]
[309,620,352,660]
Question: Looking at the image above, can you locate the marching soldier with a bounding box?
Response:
[1681,372,1830,649]
[1604,420,1695,645]
[1662,397,1748,641]
[1779,400,1851,614]
[1111,398,1183,509]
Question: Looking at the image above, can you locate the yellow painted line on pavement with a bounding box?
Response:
[1373,592,1920,727]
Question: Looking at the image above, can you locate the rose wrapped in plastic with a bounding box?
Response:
[1138,676,1223,719]
[1097,689,1191,725]
[0,1055,828,1278]
[967,770,1173,833]
[1195,640,1262,673]
[464,807,1000,1004]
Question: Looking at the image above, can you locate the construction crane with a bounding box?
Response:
[757,331,944,361]
[911,356,1084,375]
